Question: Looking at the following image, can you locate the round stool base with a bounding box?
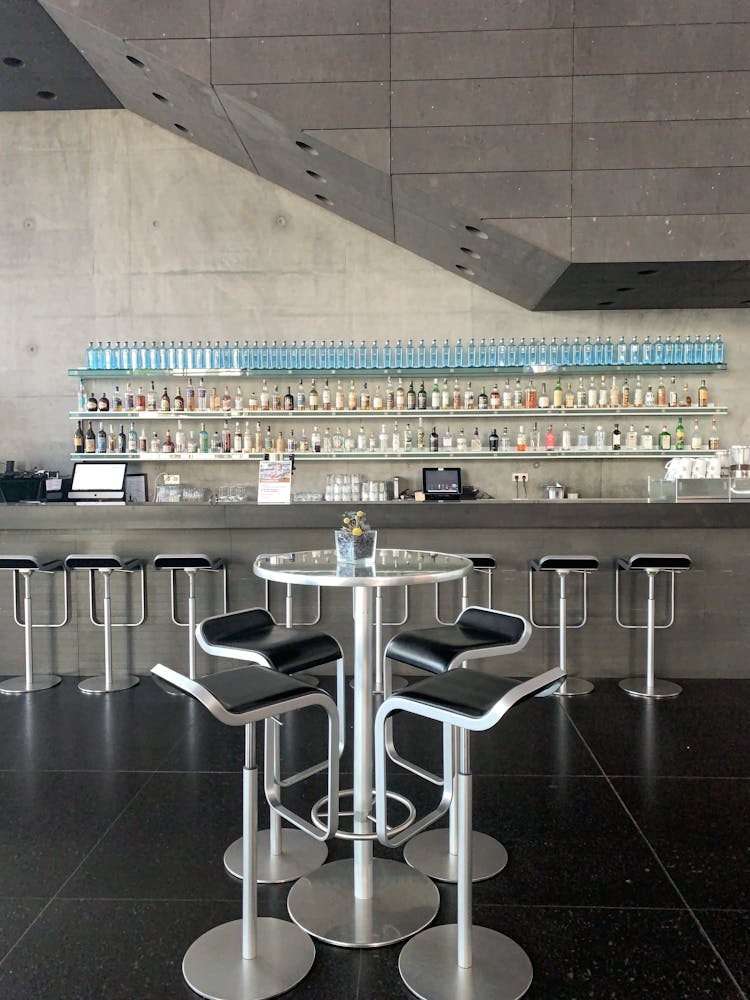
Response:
[183,917,315,1000]
[224,830,327,884]
[288,857,439,948]
[0,674,61,695]
[553,675,594,697]
[78,674,140,695]
[399,924,533,1000]
[404,828,507,883]
[619,677,682,699]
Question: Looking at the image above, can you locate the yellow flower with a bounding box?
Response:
[343,517,350,525]
[352,526,362,535]
[355,510,364,517]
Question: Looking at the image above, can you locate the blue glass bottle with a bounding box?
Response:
[517,337,528,366]
[673,335,684,365]
[703,335,715,364]
[571,336,583,366]
[548,336,559,366]
[382,338,393,368]
[354,339,365,369]
[176,339,187,369]
[454,338,464,367]
[111,341,122,369]
[428,339,439,367]
[289,340,299,369]
[640,334,652,364]
[466,337,477,367]
[258,340,268,369]
[487,336,498,367]
[345,340,356,369]
[682,335,694,364]
[582,336,593,366]
[324,339,335,368]
[506,337,517,366]
[496,337,506,367]
[194,341,205,369]
[416,338,427,367]
[628,336,639,365]
[478,337,488,367]
[370,339,380,368]
[148,340,158,369]
[603,336,614,365]
[663,335,674,365]
[103,340,115,370]
[559,337,571,366]
[652,335,664,365]
[335,340,346,368]
[441,338,451,367]
[714,334,724,363]
[615,335,627,365]
[405,338,415,367]
[211,341,222,369]
[85,340,97,369]
[220,340,231,368]
[527,337,538,367]
[277,340,288,369]
[185,341,195,369]
[393,339,404,367]
[268,340,279,369]
[137,340,148,369]
[537,336,549,366]
[593,336,603,365]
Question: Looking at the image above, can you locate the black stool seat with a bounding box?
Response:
[617,553,691,572]
[0,556,63,572]
[65,554,143,571]
[154,553,224,570]
[464,554,497,570]
[531,555,599,572]
[396,668,525,719]
[199,608,342,674]
[385,607,527,675]
[167,663,317,717]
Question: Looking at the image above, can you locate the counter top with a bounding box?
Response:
[2,499,749,530]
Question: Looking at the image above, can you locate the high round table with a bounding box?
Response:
[254,547,472,948]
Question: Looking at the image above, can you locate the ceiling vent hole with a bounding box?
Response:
[455,264,475,276]
[152,92,168,103]
[126,54,146,67]
[616,286,634,292]
[173,123,190,134]
[3,56,24,67]
[464,225,489,240]
[314,194,334,206]
[597,300,614,306]
[296,140,319,156]
[459,247,480,260]
[306,169,325,182]
[36,90,56,100]
[637,268,658,275]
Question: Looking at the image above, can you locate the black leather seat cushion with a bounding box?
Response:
[463,554,496,570]
[200,663,314,715]
[397,667,547,719]
[200,608,342,674]
[386,608,526,675]
[154,553,220,570]
[531,555,599,572]
[65,555,142,571]
[0,556,63,571]
[618,554,691,571]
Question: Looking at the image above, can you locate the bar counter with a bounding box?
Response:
[0,500,744,680]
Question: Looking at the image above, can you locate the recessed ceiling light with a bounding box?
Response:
[152,92,168,103]
[126,54,145,67]
[173,123,190,134]
[314,194,334,206]
[36,90,56,100]
[3,56,24,67]
[306,169,325,181]
[465,224,489,240]
[459,247,480,260]
[616,286,634,292]
[296,140,319,156]
[455,263,475,276]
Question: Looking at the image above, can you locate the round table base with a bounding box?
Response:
[287,857,439,948]
[404,828,507,883]
[0,674,61,695]
[224,830,327,884]
[399,924,533,1000]
[619,677,682,699]
[551,675,594,697]
[183,917,314,1000]
[78,674,139,694]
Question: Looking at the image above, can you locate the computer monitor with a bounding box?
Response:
[422,466,462,501]
[68,461,127,501]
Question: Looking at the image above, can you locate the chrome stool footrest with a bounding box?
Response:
[311,788,416,842]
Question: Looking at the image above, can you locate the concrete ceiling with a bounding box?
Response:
[1,0,749,311]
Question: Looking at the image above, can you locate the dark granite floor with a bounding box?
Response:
[0,675,747,1000]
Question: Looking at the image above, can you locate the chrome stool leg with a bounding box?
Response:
[0,567,64,695]
[79,568,139,694]
[619,568,682,699]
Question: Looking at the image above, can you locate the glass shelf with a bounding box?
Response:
[70,449,718,463]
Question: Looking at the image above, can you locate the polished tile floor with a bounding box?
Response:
[0,675,747,999]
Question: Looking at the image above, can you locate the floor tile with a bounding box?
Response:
[0,771,147,897]
[697,909,750,994]
[0,898,47,960]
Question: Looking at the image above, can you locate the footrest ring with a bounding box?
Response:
[311,788,416,841]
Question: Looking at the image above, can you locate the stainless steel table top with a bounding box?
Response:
[254,548,472,589]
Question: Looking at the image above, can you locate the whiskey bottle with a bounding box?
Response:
[348,380,358,411]
[335,380,345,410]
[372,384,383,411]
[173,386,184,412]
[96,422,107,453]
[86,388,98,412]
[477,386,489,410]
[160,386,171,412]
[271,385,281,411]
[690,419,702,451]
[74,421,84,453]
[656,378,667,406]
[117,424,127,454]
[564,382,575,408]
[489,383,501,409]
[707,419,720,450]
[698,379,709,406]
[85,420,96,453]
[98,388,110,412]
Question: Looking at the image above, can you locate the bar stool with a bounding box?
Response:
[152,662,339,1000]
[616,553,691,699]
[435,554,496,624]
[384,607,530,883]
[153,553,228,685]
[375,662,563,1000]
[263,578,321,687]
[197,607,345,884]
[64,554,146,694]
[528,555,599,696]
[0,556,69,695]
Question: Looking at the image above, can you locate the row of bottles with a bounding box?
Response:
[77,374,714,415]
[81,333,726,372]
[73,416,720,456]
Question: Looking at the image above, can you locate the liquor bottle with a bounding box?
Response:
[98,388,110,412]
[658,424,672,450]
[464,382,475,409]
[477,386,489,410]
[298,428,310,453]
[656,378,666,406]
[564,382,575,408]
[395,379,406,410]
[347,380,357,411]
[489,383,501,409]
[197,377,207,412]
[276,426,286,453]
[633,374,644,408]
[609,376,620,408]
[690,419,702,451]
[332,426,344,452]
[598,374,608,408]
[231,385,242,413]
[611,422,621,450]
[85,420,96,453]
[403,422,413,452]
[86,387,98,412]
[74,421,84,453]
[471,427,482,451]
[502,378,513,409]
[123,382,134,411]
[616,335,628,364]
[698,378,709,406]
[641,424,654,450]
[378,424,388,451]
[488,427,499,452]
[442,426,454,449]
[675,416,685,450]
[587,377,597,409]
[441,379,451,410]
[309,379,319,411]
[625,424,638,450]
[417,417,426,450]
[392,422,401,452]
[707,419,720,450]
[407,381,417,410]
[127,421,138,453]
[553,376,563,408]
[561,423,571,451]
[417,382,428,409]
[222,386,232,412]
[161,386,171,412]
[621,378,630,407]
[431,379,441,408]
[644,383,655,407]
[296,380,306,410]
[221,421,231,453]
[513,378,524,408]
[525,380,537,409]
[529,421,540,450]
[208,386,220,411]
[150,431,162,454]
[198,422,209,453]
[577,424,588,449]
[429,426,439,452]
[360,382,371,411]
[372,383,383,411]
[233,422,242,453]
[575,377,586,409]
[683,382,692,406]
[320,379,330,411]
[107,423,117,453]
[97,422,107,454]
[138,428,147,452]
[283,385,294,411]
[111,386,122,412]
[544,423,555,450]
[162,428,175,454]
[452,379,462,410]
[117,424,127,454]
[517,425,526,452]
[668,376,678,407]
[174,386,185,412]
[357,425,368,451]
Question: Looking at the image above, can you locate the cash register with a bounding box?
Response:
[67,461,127,503]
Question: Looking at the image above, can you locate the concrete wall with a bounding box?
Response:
[1,109,749,501]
